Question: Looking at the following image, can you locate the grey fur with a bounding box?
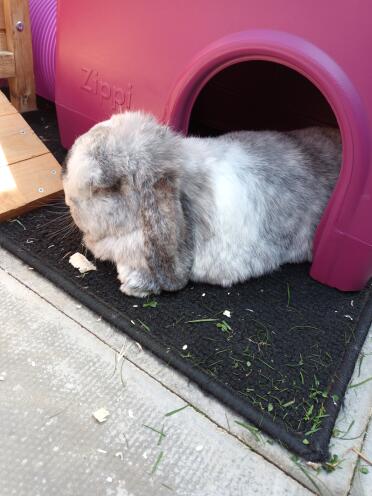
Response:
[62,111,341,297]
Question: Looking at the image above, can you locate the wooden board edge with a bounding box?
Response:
[0,190,65,222]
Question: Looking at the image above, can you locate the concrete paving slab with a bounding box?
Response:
[1,247,371,495]
[0,266,313,496]
[348,412,372,496]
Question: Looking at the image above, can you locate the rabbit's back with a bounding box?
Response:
[188,127,341,285]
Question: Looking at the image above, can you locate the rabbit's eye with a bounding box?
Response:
[110,180,122,193]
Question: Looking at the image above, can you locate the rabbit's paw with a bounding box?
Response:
[119,282,151,298]
[118,268,159,298]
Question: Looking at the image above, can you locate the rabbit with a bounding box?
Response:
[62,111,341,297]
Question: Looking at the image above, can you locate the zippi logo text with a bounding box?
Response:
[80,67,132,111]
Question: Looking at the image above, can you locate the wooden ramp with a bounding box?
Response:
[0,90,63,221]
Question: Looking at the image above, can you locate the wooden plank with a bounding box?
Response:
[0,90,17,116]
[3,0,36,112]
[0,153,63,221]
[0,0,4,30]
[0,49,15,77]
[0,112,49,165]
[0,90,63,221]
[0,31,7,50]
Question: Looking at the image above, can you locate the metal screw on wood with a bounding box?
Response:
[16,21,24,32]
[51,169,56,175]
[38,187,44,193]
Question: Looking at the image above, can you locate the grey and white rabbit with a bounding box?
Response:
[62,111,341,297]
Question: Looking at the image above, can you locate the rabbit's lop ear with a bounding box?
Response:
[140,171,192,292]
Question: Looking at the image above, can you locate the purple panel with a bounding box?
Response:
[29,0,56,101]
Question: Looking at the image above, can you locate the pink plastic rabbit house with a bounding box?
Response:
[55,1,372,292]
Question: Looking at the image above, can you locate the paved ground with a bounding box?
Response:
[0,246,371,496]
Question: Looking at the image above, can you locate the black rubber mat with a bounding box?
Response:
[1,98,371,462]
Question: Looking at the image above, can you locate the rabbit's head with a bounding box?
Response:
[62,111,193,297]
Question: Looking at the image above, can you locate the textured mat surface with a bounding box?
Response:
[1,99,371,462]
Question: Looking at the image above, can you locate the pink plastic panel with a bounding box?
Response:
[55,1,372,291]
[29,0,56,101]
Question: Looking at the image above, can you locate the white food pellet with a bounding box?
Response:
[92,408,110,423]
[69,253,97,273]
[182,344,188,350]
[223,310,231,318]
